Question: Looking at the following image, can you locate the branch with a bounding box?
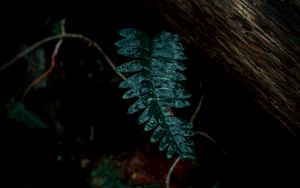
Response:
[21,19,65,102]
[0,33,126,80]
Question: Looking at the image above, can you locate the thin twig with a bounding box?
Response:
[194,131,227,154]
[0,33,126,80]
[190,94,204,124]
[165,156,180,188]
[21,19,65,102]
[190,81,204,124]
[89,125,95,141]
[191,83,226,153]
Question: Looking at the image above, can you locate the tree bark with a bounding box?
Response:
[144,0,300,135]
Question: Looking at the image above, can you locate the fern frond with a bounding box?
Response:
[115,28,195,160]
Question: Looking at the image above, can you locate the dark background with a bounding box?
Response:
[0,1,299,187]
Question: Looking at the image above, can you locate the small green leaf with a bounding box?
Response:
[153,31,182,42]
[6,101,47,128]
[151,49,186,61]
[150,125,166,143]
[151,32,187,61]
[144,117,159,131]
[122,82,152,99]
[127,94,155,114]
[90,156,128,188]
[152,58,186,71]
[138,108,151,125]
[152,68,186,81]
[127,96,148,114]
[155,87,191,99]
[167,117,193,129]
[166,144,175,159]
[118,28,148,39]
[115,37,149,49]
[159,133,172,151]
[115,60,147,73]
[158,98,191,108]
[117,47,149,58]
[119,72,148,89]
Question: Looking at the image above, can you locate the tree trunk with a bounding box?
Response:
[145,0,300,135]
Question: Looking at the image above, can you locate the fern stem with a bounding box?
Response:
[165,156,181,188]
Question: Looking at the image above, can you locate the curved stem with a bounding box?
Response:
[0,33,126,80]
[165,156,181,188]
[190,81,204,124]
[21,19,65,102]
[21,55,55,102]
[194,131,227,154]
[190,94,204,124]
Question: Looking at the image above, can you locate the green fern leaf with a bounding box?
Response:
[115,28,195,160]
[6,101,47,128]
[115,60,146,73]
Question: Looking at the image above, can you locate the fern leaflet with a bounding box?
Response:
[115,28,195,160]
